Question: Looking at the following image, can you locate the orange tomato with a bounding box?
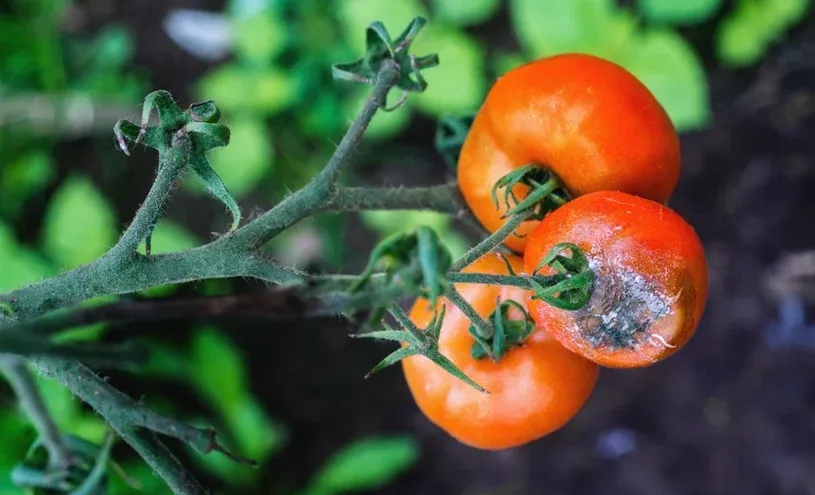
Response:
[402,253,599,450]
[524,191,707,368]
[458,53,680,253]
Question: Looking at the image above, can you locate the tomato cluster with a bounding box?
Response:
[402,53,708,450]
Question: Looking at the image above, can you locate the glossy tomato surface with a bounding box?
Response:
[524,191,708,368]
[458,53,681,253]
[402,253,599,450]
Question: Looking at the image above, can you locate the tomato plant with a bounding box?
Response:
[524,191,708,368]
[402,253,599,450]
[458,53,681,253]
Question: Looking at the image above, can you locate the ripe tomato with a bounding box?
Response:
[458,53,680,253]
[402,253,599,450]
[524,191,707,368]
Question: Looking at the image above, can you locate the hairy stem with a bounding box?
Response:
[228,59,401,250]
[110,148,188,258]
[0,355,69,468]
[30,358,208,495]
[451,212,528,271]
[447,287,493,340]
[325,183,464,215]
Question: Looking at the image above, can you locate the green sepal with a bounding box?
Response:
[189,100,222,123]
[435,114,474,171]
[189,155,241,232]
[491,165,570,220]
[332,17,439,95]
[470,299,535,360]
[528,243,594,311]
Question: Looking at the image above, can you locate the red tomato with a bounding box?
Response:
[402,253,599,450]
[524,191,707,368]
[458,53,680,253]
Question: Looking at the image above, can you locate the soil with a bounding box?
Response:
[44,1,815,494]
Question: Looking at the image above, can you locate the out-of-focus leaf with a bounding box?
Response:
[338,0,427,47]
[189,326,247,413]
[229,398,286,461]
[717,0,811,68]
[343,88,411,140]
[233,10,287,64]
[0,150,55,217]
[493,52,529,77]
[198,64,296,116]
[137,220,199,297]
[90,26,135,70]
[110,461,172,494]
[191,117,273,198]
[0,222,54,292]
[42,175,117,268]
[137,220,198,256]
[306,436,419,494]
[412,26,486,116]
[432,0,501,26]
[510,0,625,57]
[625,29,709,131]
[637,0,723,25]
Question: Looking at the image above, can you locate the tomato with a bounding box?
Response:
[524,191,707,368]
[402,253,599,450]
[458,53,680,253]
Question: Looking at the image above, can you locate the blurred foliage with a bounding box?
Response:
[0,0,811,493]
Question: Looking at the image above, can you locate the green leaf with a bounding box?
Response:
[228,398,286,461]
[189,326,247,415]
[307,436,419,494]
[511,0,628,57]
[197,64,296,116]
[232,10,287,64]
[343,88,411,140]
[194,117,273,198]
[42,175,117,268]
[637,0,723,25]
[0,222,54,292]
[412,26,486,116]
[137,219,198,255]
[90,25,135,70]
[717,0,810,68]
[0,150,55,217]
[625,29,710,131]
[432,0,501,26]
[137,220,199,297]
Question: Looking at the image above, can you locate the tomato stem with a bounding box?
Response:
[451,211,530,271]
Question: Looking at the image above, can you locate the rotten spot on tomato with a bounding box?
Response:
[575,261,675,351]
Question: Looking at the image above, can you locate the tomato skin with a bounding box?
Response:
[524,191,707,368]
[458,53,680,253]
[402,253,599,450]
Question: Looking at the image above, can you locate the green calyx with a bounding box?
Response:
[470,299,535,361]
[435,113,474,171]
[12,432,115,495]
[351,226,452,307]
[113,91,241,251]
[529,242,595,311]
[332,17,439,110]
[354,305,488,394]
[492,164,571,221]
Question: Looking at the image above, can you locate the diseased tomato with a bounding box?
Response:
[458,53,681,253]
[524,191,707,368]
[402,253,599,450]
